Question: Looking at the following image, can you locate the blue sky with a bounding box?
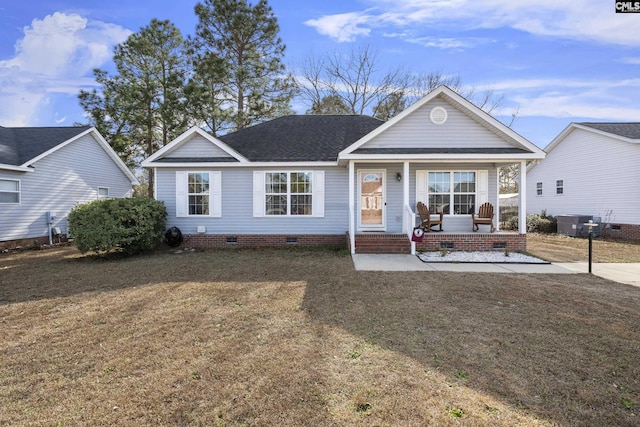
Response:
[0,0,639,148]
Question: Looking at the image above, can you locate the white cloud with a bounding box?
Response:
[482,77,640,121]
[306,0,640,47]
[304,11,374,42]
[0,12,131,126]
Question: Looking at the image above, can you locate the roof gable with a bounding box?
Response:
[543,122,640,156]
[340,86,544,159]
[143,127,249,166]
[0,125,91,167]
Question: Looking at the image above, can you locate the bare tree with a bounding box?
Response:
[295,45,411,116]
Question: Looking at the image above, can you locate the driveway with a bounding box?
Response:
[555,262,640,287]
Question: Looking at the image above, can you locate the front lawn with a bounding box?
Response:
[1,246,639,426]
[527,233,640,262]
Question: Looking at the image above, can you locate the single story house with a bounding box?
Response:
[527,122,640,240]
[0,126,138,249]
[143,86,545,254]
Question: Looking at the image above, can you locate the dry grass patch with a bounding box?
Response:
[1,246,639,426]
[527,233,640,262]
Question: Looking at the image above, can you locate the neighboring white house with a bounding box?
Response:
[527,122,640,240]
[143,86,545,254]
[0,126,138,248]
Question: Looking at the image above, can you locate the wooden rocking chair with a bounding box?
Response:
[472,202,495,232]
[417,202,443,232]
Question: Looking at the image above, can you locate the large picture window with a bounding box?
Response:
[253,171,324,218]
[265,172,312,215]
[0,179,20,204]
[427,171,476,214]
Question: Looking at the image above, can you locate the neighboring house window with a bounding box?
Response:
[0,179,20,204]
[556,180,564,195]
[253,171,325,217]
[98,187,109,198]
[536,182,543,196]
[427,171,476,214]
[175,171,222,217]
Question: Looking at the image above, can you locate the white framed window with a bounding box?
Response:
[175,171,222,217]
[253,171,324,217]
[98,187,109,198]
[0,179,20,204]
[417,170,488,215]
[556,179,564,195]
[536,182,543,196]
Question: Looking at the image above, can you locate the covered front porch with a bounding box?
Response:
[345,160,529,255]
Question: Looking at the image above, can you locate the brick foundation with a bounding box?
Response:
[352,232,526,254]
[354,233,412,254]
[602,223,640,241]
[417,233,526,253]
[181,234,348,249]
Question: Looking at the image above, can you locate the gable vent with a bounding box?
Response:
[430,106,448,125]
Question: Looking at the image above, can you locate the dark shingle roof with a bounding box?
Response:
[579,123,640,140]
[218,115,384,161]
[0,125,91,166]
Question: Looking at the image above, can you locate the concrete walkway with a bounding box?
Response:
[352,254,640,287]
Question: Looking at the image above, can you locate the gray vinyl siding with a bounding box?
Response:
[527,128,640,224]
[363,99,516,149]
[158,162,499,236]
[157,167,349,235]
[352,163,498,234]
[0,133,133,242]
[166,135,232,158]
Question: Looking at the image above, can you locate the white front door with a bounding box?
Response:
[358,170,386,230]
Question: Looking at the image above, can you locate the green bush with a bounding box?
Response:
[527,210,557,234]
[68,198,167,255]
[502,211,557,233]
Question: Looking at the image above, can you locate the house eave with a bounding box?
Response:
[0,164,33,172]
[338,153,545,164]
[142,160,340,168]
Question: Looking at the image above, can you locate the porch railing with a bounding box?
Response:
[404,203,417,255]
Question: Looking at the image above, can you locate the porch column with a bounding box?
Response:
[349,160,356,254]
[518,161,527,234]
[403,161,409,229]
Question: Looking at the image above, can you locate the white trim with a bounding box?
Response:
[340,153,545,162]
[0,178,20,204]
[23,128,138,185]
[253,171,324,218]
[339,85,545,159]
[519,161,527,234]
[97,187,110,198]
[0,164,33,172]
[357,169,386,231]
[144,161,338,168]
[143,126,249,165]
[417,169,484,215]
[349,161,355,254]
[176,170,221,218]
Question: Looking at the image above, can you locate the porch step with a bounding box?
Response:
[354,233,411,254]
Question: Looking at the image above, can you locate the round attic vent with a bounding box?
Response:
[430,106,448,125]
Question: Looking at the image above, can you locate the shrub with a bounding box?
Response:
[527,211,557,234]
[68,198,167,255]
[501,211,557,234]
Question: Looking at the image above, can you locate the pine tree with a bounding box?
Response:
[190,0,295,133]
